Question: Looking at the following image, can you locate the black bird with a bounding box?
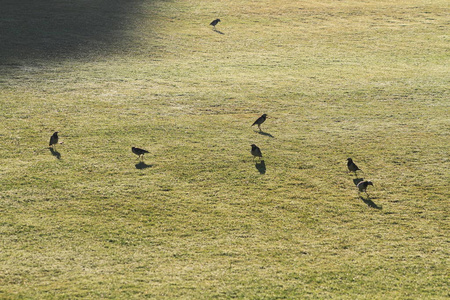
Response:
[210,18,221,29]
[251,114,267,131]
[251,144,263,160]
[132,147,149,160]
[347,158,363,174]
[49,132,58,148]
[357,180,373,195]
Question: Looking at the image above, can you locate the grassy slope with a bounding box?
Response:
[1,0,449,298]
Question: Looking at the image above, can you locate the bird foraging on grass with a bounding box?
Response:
[251,144,263,160]
[49,132,59,148]
[251,114,267,131]
[210,18,221,29]
[347,158,363,174]
[357,180,373,196]
[132,147,149,160]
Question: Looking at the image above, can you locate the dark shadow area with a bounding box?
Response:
[255,160,266,174]
[0,0,145,63]
[213,29,225,35]
[257,131,274,138]
[350,171,363,177]
[353,178,364,186]
[49,147,61,159]
[360,196,382,210]
[135,161,152,169]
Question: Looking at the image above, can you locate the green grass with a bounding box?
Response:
[1,0,449,298]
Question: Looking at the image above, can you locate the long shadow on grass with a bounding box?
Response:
[49,147,61,159]
[213,29,225,35]
[0,0,148,63]
[257,130,274,138]
[135,162,152,169]
[255,160,266,174]
[360,196,382,210]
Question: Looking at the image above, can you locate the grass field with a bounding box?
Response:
[1,0,449,298]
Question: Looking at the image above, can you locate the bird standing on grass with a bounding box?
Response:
[210,19,221,29]
[49,132,59,148]
[251,144,263,160]
[251,114,267,131]
[357,180,373,196]
[132,147,149,160]
[347,158,363,174]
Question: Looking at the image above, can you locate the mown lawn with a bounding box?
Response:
[0,0,448,298]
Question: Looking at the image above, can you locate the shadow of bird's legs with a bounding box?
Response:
[358,190,370,198]
[49,147,61,159]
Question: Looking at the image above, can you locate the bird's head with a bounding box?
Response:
[262,114,267,117]
[217,19,221,22]
[54,132,59,135]
[367,181,373,186]
[347,158,352,162]
[251,144,257,148]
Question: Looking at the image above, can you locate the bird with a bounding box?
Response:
[347,158,363,174]
[357,180,373,195]
[251,144,263,160]
[210,19,220,29]
[251,114,267,131]
[132,147,149,160]
[49,132,58,148]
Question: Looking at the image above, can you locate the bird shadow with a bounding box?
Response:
[257,130,274,138]
[135,161,153,169]
[349,171,363,177]
[255,160,266,174]
[49,147,61,159]
[360,196,382,210]
[213,29,225,35]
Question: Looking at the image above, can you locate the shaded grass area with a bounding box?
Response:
[1,0,449,298]
[0,0,149,62]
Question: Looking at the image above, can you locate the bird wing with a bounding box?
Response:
[136,148,149,154]
[252,117,262,126]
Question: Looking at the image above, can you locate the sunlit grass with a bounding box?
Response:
[0,0,448,298]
